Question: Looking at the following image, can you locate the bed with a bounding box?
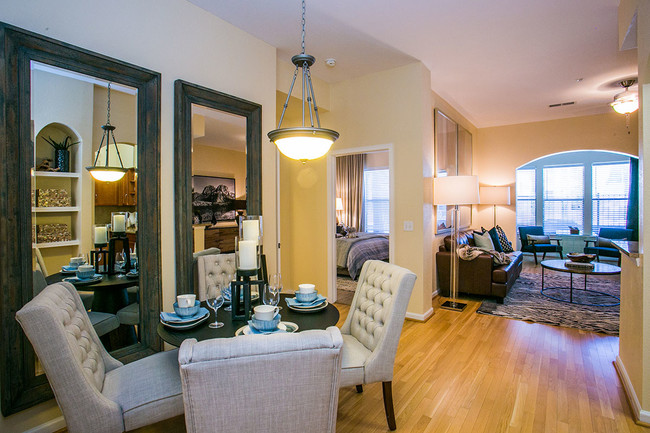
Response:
[336,232,389,280]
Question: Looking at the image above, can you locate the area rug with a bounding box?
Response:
[337,276,357,305]
[476,271,620,335]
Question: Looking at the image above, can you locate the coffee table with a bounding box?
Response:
[540,259,620,306]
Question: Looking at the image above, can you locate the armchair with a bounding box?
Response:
[584,227,633,266]
[518,226,563,264]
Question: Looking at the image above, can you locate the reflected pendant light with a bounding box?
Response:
[268,0,339,162]
[611,79,638,135]
[86,83,128,181]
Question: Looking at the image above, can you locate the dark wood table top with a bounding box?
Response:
[158,294,340,347]
[46,271,139,290]
[541,259,621,275]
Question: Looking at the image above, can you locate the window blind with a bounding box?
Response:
[363,168,389,233]
[592,162,630,235]
[543,165,584,234]
[516,168,536,227]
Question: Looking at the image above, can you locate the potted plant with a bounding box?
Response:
[43,136,79,172]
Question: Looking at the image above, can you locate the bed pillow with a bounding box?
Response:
[527,234,550,245]
[473,230,496,250]
[495,225,514,252]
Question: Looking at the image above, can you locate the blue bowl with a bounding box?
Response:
[173,300,200,317]
[251,314,281,331]
[295,291,317,303]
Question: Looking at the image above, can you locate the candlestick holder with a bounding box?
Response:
[231,269,264,321]
[111,211,127,236]
[108,235,131,275]
[91,244,109,274]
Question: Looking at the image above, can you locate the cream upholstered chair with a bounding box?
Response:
[340,260,417,431]
[179,327,343,433]
[196,253,236,300]
[15,282,183,433]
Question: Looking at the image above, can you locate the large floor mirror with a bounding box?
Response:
[0,23,162,415]
[174,80,262,295]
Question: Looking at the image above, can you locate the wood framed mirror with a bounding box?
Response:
[0,23,162,415]
[174,80,262,295]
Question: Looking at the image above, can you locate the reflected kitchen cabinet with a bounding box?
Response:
[95,168,137,206]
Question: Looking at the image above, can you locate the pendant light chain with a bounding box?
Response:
[301,0,306,55]
[106,82,112,126]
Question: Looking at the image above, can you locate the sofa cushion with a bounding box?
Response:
[495,225,514,252]
[492,252,523,284]
[487,227,503,252]
[474,231,495,250]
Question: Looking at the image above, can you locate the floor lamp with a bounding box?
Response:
[479,186,511,227]
[434,175,480,312]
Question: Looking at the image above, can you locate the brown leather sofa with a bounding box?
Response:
[436,230,523,302]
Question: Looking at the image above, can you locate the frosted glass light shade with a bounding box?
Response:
[433,175,479,205]
[611,90,639,114]
[479,186,511,205]
[268,127,338,161]
[87,167,127,182]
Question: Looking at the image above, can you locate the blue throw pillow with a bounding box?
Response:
[488,227,503,252]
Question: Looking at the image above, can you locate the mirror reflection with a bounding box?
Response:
[31,61,140,355]
[191,104,247,254]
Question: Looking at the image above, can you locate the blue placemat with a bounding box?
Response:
[160,307,209,324]
[285,294,326,308]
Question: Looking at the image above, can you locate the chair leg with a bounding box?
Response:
[533,252,538,265]
[618,256,622,267]
[382,381,397,431]
[542,252,547,261]
[559,251,563,259]
[356,385,363,393]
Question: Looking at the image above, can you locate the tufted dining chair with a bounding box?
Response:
[179,327,343,433]
[339,260,417,431]
[196,253,237,300]
[15,282,184,433]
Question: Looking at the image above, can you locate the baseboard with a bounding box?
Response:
[23,416,66,433]
[431,288,439,298]
[406,307,434,322]
[614,356,650,425]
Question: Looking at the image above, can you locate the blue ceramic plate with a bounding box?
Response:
[62,274,103,285]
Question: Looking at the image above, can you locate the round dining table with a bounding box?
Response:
[158,294,340,347]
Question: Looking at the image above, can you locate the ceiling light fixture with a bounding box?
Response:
[611,79,638,115]
[268,0,339,162]
[86,83,128,182]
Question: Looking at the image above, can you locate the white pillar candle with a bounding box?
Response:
[238,240,257,270]
[242,220,260,243]
[113,214,126,232]
[94,226,108,244]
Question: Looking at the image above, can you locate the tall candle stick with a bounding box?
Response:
[94,225,108,244]
[238,240,257,270]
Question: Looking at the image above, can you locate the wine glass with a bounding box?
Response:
[268,273,283,310]
[222,284,232,312]
[263,284,280,308]
[207,294,224,329]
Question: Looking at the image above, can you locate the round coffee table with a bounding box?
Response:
[540,259,620,306]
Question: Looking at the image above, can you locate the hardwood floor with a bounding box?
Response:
[81,256,648,432]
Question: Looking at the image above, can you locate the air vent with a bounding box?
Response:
[549,101,576,108]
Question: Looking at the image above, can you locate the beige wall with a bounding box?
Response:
[474,112,638,246]
[1,0,277,431]
[192,145,247,199]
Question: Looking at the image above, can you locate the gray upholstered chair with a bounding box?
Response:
[339,260,417,431]
[15,282,183,433]
[192,247,221,291]
[179,327,343,433]
[196,253,236,300]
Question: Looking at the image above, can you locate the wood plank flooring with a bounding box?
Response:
[78,256,648,432]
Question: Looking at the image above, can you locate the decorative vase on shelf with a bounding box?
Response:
[54,149,70,172]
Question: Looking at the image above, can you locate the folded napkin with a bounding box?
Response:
[246,321,287,334]
[160,307,209,324]
[61,265,78,271]
[285,294,326,308]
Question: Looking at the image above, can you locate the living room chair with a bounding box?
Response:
[518,225,563,265]
[196,253,236,300]
[16,282,183,433]
[178,327,343,433]
[339,260,417,431]
[584,227,633,266]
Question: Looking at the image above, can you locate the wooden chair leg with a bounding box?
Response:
[533,252,538,265]
[356,385,363,393]
[382,381,396,431]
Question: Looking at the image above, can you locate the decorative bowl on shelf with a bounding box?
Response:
[567,253,596,263]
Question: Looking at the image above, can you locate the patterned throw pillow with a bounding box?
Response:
[496,225,514,252]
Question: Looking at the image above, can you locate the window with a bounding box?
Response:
[543,165,584,234]
[363,168,389,233]
[592,162,630,234]
[516,168,535,227]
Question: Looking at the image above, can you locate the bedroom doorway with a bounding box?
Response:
[327,145,394,304]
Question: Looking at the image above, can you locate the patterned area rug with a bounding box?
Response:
[476,271,620,335]
[337,276,357,305]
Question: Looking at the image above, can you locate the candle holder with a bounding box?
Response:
[108,234,131,275]
[91,245,109,274]
[111,212,127,236]
[231,270,264,321]
[235,236,260,271]
[239,215,263,247]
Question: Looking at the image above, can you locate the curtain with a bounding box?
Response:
[626,157,639,241]
[336,154,366,230]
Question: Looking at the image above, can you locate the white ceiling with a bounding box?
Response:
[192,104,247,152]
[188,0,637,128]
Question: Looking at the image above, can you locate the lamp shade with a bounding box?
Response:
[479,186,511,205]
[433,175,479,205]
[335,197,343,211]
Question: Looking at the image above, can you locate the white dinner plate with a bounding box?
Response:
[235,321,299,336]
[161,311,210,329]
[287,300,328,313]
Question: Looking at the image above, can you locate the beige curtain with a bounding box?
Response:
[336,154,366,230]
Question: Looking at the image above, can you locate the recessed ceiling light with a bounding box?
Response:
[576,78,583,82]
[325,58,336,67]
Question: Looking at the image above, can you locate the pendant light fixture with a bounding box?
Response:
[86,82,128,182]
[611,79,638,115]
[268,0,339,162]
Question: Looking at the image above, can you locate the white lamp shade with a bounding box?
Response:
[433,175,479,205]
[335,197,343,211]
[479,186,511,205]
[611,90,639,114]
